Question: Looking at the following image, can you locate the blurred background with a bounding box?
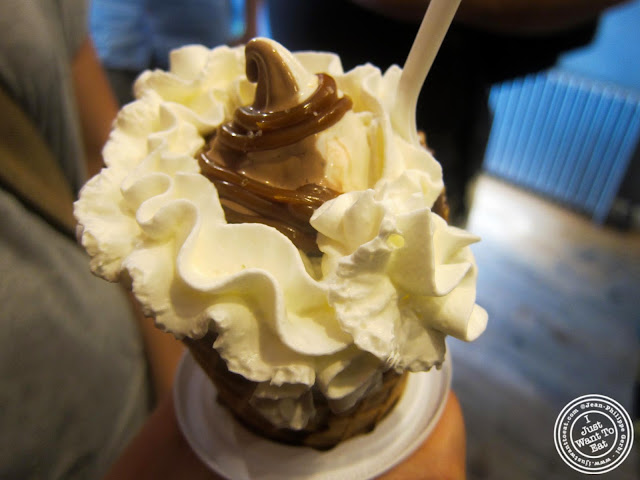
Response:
[90,0,640,478]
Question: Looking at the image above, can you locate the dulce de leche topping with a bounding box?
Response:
[199,38,353,254]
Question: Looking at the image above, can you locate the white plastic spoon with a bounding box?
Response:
[393,0,462,143]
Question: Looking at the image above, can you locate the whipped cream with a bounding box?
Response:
[74,38,487,430]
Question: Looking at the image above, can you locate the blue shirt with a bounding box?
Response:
[91,0,242,70]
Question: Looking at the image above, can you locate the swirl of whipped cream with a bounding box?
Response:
[74,39,487,430]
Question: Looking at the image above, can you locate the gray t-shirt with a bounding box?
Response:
[0,1,152,478]
[0,191,151,480]
[0,0,88,193]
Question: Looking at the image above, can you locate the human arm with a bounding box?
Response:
[350,0,629,33]
[71,36,185,399]
[244,0,260,41]
[103,392,224,480]
[129,294,186,400]
[103,388,465,479]
[71,37,119,179]
[377,391,466,480]
[454,0,630,34]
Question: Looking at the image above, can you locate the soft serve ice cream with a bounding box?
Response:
[74,38,487,440]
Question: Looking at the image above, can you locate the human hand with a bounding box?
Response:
[377,391,466,480]
[104,388,465,480]
[103,392,225,480]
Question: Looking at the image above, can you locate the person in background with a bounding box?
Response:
[0,1,183,478]
[90,0,258,105]
[267,0,628,225]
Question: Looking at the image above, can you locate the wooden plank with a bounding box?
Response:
[449,175,640,479]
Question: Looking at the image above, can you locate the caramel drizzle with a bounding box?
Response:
[217,73,352,152]
[199,62,354,255]
[199,153,339,254]
[200,151,449,254]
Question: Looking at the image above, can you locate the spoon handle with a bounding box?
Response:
[393,0,462,143]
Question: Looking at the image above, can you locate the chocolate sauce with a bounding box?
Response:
[199,151,339,254]
[217,73,352,152]
[199,39,351,254]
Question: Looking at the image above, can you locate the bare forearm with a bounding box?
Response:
[351,0,628,32]
[456,0,629,34]
[377,392,466,480]
[71,37,119,179]
[103,394,221,480]
[72,37,184,400]
[130,294,185,400]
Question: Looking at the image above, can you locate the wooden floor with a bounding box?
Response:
[449,175,640,479]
